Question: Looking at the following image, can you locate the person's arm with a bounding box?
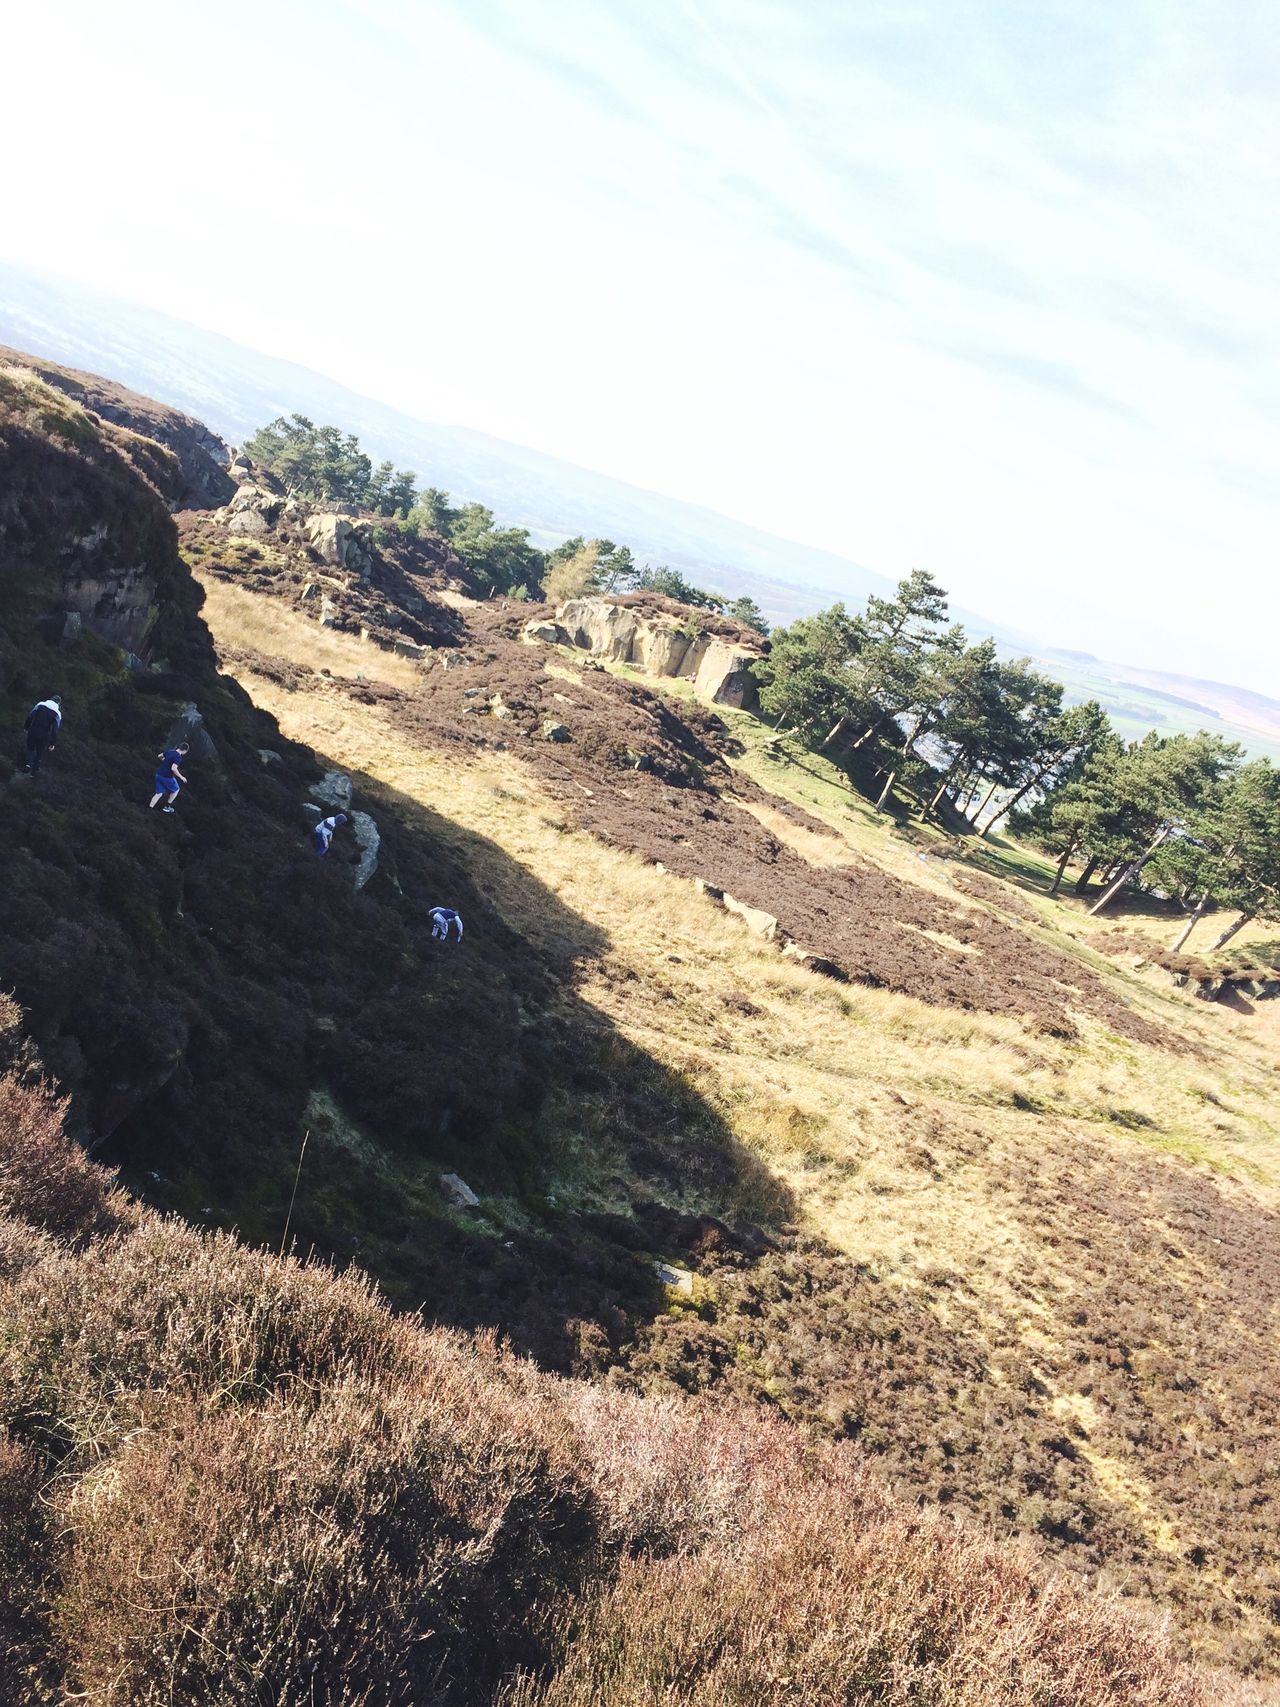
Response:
[174,767,188,783]
[455,917,464,940]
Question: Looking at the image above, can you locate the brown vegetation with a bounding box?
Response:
[0,1075,1212,1706]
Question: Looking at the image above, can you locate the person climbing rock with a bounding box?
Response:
[430,907,464,942]
[313,812,348,857]
[149,743,190,813]
[22,696,62,776]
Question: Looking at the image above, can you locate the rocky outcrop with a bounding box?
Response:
[304,513,375,577]
[223,483,283,537]
[523,595,765,710]
[0,345,234,509]
[0,356,185,656]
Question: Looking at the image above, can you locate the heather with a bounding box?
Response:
[0,1074,1211,1706]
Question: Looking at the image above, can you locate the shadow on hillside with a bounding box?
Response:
[83,737,794,1376]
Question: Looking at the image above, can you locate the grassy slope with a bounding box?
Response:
[197,587,1280,1675]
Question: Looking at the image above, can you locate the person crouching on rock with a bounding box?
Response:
[149,743,190,813]
[313,812,348,857]
[430,907,463,942]
[22,695,62,777]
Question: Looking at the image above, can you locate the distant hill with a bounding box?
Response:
[0,260,892,628]
[3,258,1276,757]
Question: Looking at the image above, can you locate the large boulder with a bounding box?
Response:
[223,483,283,537]
[556,598,641,660]
[165,702,219,763]
[350,810,379,891]
[310,770,353,810]
[304,513,374,577]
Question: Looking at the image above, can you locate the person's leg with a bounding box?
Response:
[26,740,41,776]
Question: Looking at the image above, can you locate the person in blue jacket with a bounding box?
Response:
[430,907,463,942]
[148,743,190,813]
[313,812,348,857]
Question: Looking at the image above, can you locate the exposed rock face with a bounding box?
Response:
[523,596,765,710]
[304,513,375,577]
[0,356,185,656]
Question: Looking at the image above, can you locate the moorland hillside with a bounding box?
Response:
[1,349,1278,1701]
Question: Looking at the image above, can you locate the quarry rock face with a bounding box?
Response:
[524,596,764,710]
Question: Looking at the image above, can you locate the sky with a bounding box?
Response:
[3,0,1280,689]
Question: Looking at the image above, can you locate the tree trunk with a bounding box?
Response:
[819,714,847,748]
[1170,894,1210,953]
[874,768,897,812]
[1074,855,1100,897]
[1050,839,1078,898]
[1088,825,1175,917]
[1210,911,1254,952]
[977,765,1049,837]
[968,777,1001,826]
[927,771,955,813]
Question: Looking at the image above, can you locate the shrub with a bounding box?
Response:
[0,1072,133,1240]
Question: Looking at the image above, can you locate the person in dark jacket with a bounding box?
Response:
[149,744,190,813]
[23,696,62,776]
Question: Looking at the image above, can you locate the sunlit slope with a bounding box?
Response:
[200,585,1280,1673]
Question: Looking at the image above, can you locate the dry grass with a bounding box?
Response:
[0,1074,1222,1705]
[195,639,1280,1675]
[195,572,425,691]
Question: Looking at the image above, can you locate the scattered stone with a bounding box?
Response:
[440,1172,480,1208]
[780,943,847,981]
[541,720,571,743]
[257,748,283,767]
[438,652,470,671]
[58,610,83,646]
[624,749,654,772]
[463,687,482,699]
[653,1260,694,1296]
[319,596,338,628]
[489,696,514,720]
[722,891,781,941]
[393,639,423,659]
[300,581,320,601]
[521,618,569,645]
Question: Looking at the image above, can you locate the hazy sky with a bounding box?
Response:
[4,0,1280,687]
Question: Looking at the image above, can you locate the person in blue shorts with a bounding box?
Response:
[149,743,190,813]
[313,812,348,857]
[430,907,463,942]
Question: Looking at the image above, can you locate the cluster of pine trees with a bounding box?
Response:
[757,572,1280,949]
[242,417,769,626]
